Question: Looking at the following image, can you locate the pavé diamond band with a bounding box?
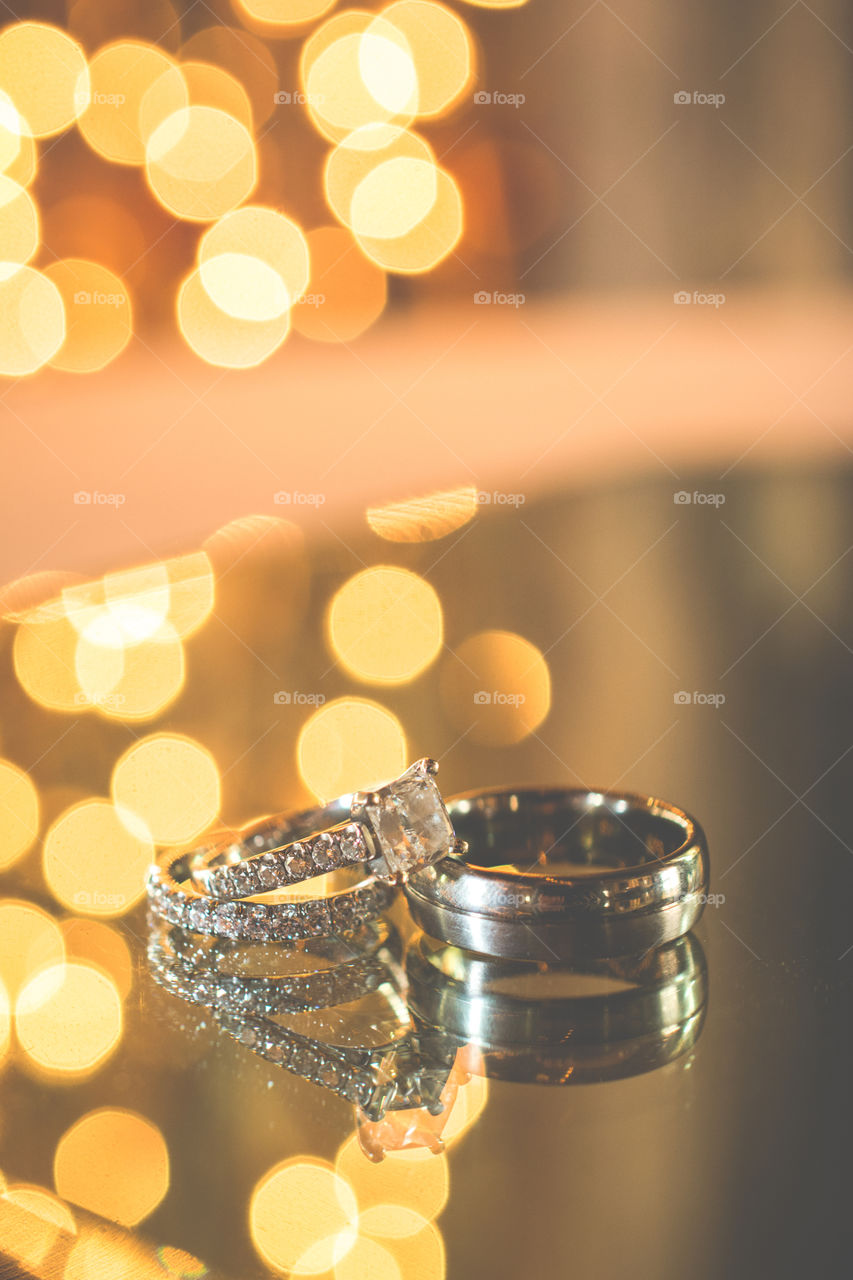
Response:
[404,787,709,961]
[188,758,464,900]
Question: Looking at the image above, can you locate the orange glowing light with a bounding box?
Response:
[0,176,38,266]
[42,798,153,917]
[0,1185,76,1269]
[181,60,253,130]
[235,0,338,28]
[180,27,278,127]
[16,961,123,1075]
[0,570,84,623]
[60,919,133,1000]
[292,225,387,343]
[0,759,39,870]
[13,610,83,710]
[250,1158,358,1275]
[0,265,65,376]
[333,1236,403,1280]
[198,206,310,320]
[0,23,89,138]
[0,91,37,186]
[441,629,552,744]
[336,1135,449,1232]
[42,259,132,373]
[111,734,221,845]
[0,900,65,1000]
[351,156,438,239]
[324,124,435,227]
[380,1,473,118]
[0,978,10,1063]
[177,264,291,366]
[297,697,407,799]
[146,105,257,221]
[78,41,182,166]
[366,485,479,542]
[354,164,462,272]
[54,1109,170,1226]
[327,566,443,684]
[92,622,186,720]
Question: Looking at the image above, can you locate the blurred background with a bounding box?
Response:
[1,1,852,1278]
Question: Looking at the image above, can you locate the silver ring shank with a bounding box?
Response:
[404,787,709,961]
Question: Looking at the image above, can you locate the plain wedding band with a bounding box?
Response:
[404,786,709,961]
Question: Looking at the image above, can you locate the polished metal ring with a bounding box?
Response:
[404,787,709,961]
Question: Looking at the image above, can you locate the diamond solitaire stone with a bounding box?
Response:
[362,760,454,878]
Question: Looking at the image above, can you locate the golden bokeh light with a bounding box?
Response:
[0,177,38,267]
[160,551,216,637]
[354,164,462,272]
[0,22,89,138]
[68,0,183,54]
[0,978,10,1062]
[199,206,310,320]
[180,27,278,127]
[441,629,552,744]
[336,1135,449,1233]
[181,60,253,130]
[292,225,387,343]
[457,0,528,6]
[156,1243,210,1277]
[111,734,221,845]
[0,900,65,1001]
[64,1224,171,1280]
[177,264,291,367]
[301,14,418,143]
[78,41,182,165]
[324,124,435,228]
[350,156,438,239]
[0,265,66,376]
[60,918,133,1000]
[380,1220,446,1278]
[297,697,407,799]
[442,1069,489,1143]
[146,105,257,222]
[0,91,37,186]
[16,961,123,1075]
[54,1109,170,1226]
[250,1158,358,1275]
[0,1184,76,1270]
[380,1,473,118]
[366,485,479,542]
[43,798,153,917]
[0,570,84,622]
[93,621,185,720]
[42,259,132,373]
[0,759,39,870]
[13,610,82,710]
[327,566,443,684]
[334,1235,402,1280]
[235,0,338,28]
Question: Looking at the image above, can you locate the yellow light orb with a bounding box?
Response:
[78,41,182,165]
[60,918,134,1000]
[366,485,478,542]
[111,734,221,845]
[380,0,473,117]
[199,206,310,318]
[327,566,443,684]
[13,610,83,710]
[301,14,418,143]
[145,105,257,221]
[0,759,39,870]
[440,629,552,744]
[0,900,64,1001]
[333,1236,402,1280]
[292,225,386,344]
[16,961,122,1075]
[42,259,132,373]
[93,622,186,721]
[350,156,438,239]
[297,697,406,799]
[354,164,462,272]
[0,176,38,265]
[324,124,435,226]
[181,60,253,130]
[0,265,65,376]
[0,91,37,185]
[235,0,338,27]
[54,1109,170,1225]
[335,1134,449,1231]
[0,23,89,138]
[0,1184,76,1270]
[249,1159,358,1276]
[43,798,153,917]
[177,264,290,367]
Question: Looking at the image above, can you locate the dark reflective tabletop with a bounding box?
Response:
[1,468,851,1280]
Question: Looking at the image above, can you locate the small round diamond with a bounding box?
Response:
[284,843,312,880]
[187,899,211,933]
[231,863,257,896]
[340,824,367,863]
[214,903,240,939]
[312,833,337,873]
[257,855,280,890]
